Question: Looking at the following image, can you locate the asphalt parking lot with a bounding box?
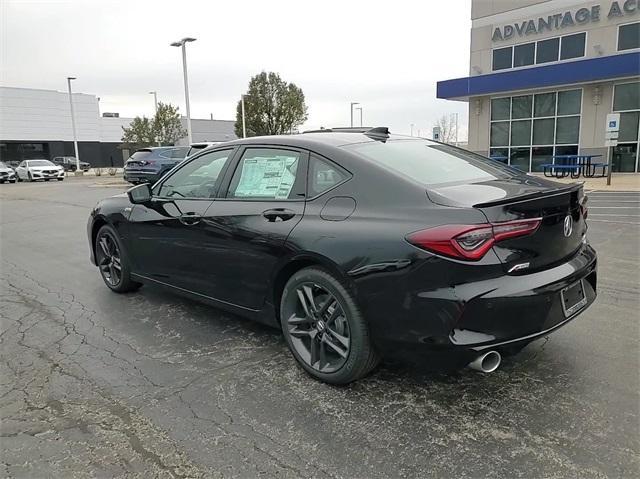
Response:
[1,178,638,478]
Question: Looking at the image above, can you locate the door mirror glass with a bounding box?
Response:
[127,183,152,204]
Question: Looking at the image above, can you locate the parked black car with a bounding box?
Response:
[52,156,91,172]
[123,146,189,184]
[88,128,597,384]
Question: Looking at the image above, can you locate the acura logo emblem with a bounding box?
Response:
[563,215,573,237]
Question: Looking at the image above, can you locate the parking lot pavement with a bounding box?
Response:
[1,180,638,478]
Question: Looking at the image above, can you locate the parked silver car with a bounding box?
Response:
[15,159,65,182]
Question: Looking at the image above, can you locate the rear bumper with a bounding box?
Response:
[123,170,159,184]
[364,243,597,357]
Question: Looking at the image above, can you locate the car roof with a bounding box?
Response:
[221,128,431,150]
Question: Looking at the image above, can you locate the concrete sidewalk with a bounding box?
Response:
[530,173,640,192]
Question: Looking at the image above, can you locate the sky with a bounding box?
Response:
[1,0,472,139]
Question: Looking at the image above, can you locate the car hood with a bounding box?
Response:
[0,167,14,173]
[29,165,62,171]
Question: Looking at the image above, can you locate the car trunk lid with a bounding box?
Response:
[427,178,586,273]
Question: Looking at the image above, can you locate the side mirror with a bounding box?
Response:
[127,183,152,204]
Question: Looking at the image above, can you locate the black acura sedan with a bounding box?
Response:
[88,128,596,384]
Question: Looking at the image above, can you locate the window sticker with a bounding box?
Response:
[234,156,298,199]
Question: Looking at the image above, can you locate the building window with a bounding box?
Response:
[560,33,586,60]
[492,47,513,71]
[489,89,582,172]
[492,32,586,71]
[612,82,640,172]
[618,22,640,51]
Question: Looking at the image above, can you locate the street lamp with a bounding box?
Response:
[355,107,363,127]
[149,91,160,146]
[410,123,414,136]
[170,37,196,144]
[66,77,81,175]
[350,102,359,127]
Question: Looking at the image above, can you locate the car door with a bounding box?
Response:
[196,146,308,310]
[126,147,237,292]
[16,161,26,179]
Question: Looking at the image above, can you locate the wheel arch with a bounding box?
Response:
[271,253,356,322]
[91,215,109,256]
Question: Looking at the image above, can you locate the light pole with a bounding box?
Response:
[350,102,359,127]
[170,37,196,144]
[355,107,363,127]
[410,123,414,136]
[66,77,81,175]
[241,95,247,138]
[149,91,160,146]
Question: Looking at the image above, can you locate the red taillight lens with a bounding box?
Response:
[406,218,542,261]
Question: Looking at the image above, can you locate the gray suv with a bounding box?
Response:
[123,147,189,184]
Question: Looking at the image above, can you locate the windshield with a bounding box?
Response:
[28,160,54,167]
[345,139,517,186]
[0,162,8,168]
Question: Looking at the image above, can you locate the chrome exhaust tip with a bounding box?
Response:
[468,350,501,373]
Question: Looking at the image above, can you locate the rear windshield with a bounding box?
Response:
[345,140,515,186]
[129,150,152,160]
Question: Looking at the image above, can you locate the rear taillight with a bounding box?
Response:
[406,218,542,261]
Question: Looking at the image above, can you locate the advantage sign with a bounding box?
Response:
[605,113,620,146]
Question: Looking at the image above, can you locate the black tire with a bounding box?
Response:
[94,224,142,293]
[44,178,50,182]
[280,267,379,384]
[57,178,64,181]
[28,172,34,182]
[9,180,16,183]
[0,180,4,184]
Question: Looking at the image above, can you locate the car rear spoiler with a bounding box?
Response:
[472,183,583,208]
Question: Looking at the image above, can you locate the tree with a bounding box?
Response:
[235,72,308,137]
[433,114,458,144]
[121,102,186,150]
[120,116,155,151]
[153,102,187,145]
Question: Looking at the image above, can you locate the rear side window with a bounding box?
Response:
[129,150,152,160]
[228,148,302,200]
[345,140,513,186]
[308,155,349,196]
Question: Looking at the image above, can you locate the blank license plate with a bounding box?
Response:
[561,280,587,317]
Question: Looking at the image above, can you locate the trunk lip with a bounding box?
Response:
[471,182,583,209]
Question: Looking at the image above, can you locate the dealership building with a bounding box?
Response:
[0,86,237,167]
[438,0,640,172]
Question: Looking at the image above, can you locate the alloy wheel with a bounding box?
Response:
[96,233,122,287]
[284,283,351,373]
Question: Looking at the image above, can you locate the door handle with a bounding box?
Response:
[262,208,296,222]
[179,212,202,225]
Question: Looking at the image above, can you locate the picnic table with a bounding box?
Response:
[542,155,607,179]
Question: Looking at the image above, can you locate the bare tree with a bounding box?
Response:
[433,114,458,144]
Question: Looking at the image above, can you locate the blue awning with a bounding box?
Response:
[437,52,640,100]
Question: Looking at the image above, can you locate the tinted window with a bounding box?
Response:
[492,47,512,70]
[346,140,513,186]
[228,148,302,200]
[157,149,232,198]
[534,92,556,117]
[129,150,152,160]
[536,37,559,63]
[513,42,535,67]
[491,98,511,120]
[170,147,189,158]
[511,95,532,119]
[557,89,582,115]
[618,22,640,51]
[560,33,585,60]
[309,155,349,196]
[614,82,640,111]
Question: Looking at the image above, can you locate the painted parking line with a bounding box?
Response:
[588,219,640,225]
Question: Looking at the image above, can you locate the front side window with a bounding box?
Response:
[228,148,302,200]
[618,22,640,51]
[157,149,233,198]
